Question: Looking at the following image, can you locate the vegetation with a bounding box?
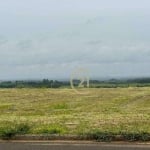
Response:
[0,122,30,139]
[0,87,149,141]
[0,79,67,88]
[1,78,150,88]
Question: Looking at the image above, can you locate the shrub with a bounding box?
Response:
[85,130,115,142]
[0,122,30,139]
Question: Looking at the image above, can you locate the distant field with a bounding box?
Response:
[0,88,149,140]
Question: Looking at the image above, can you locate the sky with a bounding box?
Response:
[0,0,150,80]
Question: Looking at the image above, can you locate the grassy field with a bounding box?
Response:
[0,88,149,141]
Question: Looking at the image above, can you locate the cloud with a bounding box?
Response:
[0,35,8,46]
[86,40,102,45]
[17,40,33,50]
[86,16,105,25]
[1,36,150,68]
[0,0,150,79]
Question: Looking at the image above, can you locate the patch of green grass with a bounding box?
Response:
[0,122,30,139]
[32,124,67,134]
[0,104,12,110]
[53,103,68,109]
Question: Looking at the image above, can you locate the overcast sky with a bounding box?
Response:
[0,0,150,80]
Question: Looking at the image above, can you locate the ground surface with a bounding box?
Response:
[0,141,149,150]
[0,88,149,138]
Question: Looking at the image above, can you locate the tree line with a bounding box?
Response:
[1,78,150,88]
[0,79,69,88]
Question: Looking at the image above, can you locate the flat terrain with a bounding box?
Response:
[0,141,150,150]
[0,88,149,140]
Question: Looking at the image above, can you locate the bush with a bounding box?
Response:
[85,130,115,142]
[0,123,30,139]
[122,132,150,141]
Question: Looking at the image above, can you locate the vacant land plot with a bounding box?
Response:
[0,88,149,140]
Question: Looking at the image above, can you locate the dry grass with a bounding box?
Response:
[0,87,149,137]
